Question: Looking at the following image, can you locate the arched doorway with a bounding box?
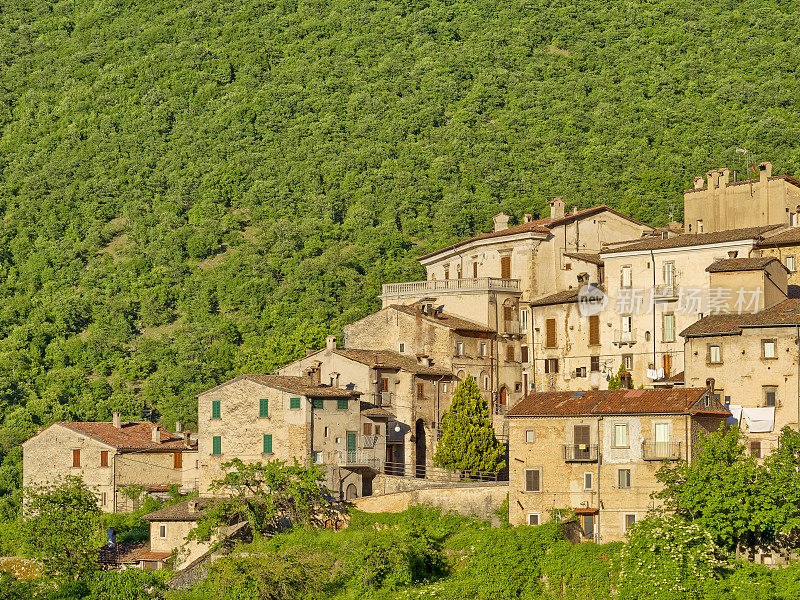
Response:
[345,483,358,500]
[415,418,426,479]
[499,386,508,414]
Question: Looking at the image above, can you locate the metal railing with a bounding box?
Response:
[652,285,679,300]
[613,329,637,345]
[381,460,503,482]
[642,441,682,461]
[381,277,521,298]
[563,444,599,462]
[335,450,382,470]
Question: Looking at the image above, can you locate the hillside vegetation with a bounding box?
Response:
[2,0,800,507]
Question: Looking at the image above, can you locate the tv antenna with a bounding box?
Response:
[736,148,755,196]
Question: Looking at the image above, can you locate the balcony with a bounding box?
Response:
[613,329,637,346]
[642,442,682,461]
[381,277,521,299]
[335,450,382,470]
[371,391,394,407]
[504,321,521,335]
[652,284,679,301]
[563,444,599,462]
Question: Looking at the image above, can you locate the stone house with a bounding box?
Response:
[196,374,387,500]
[681,297,800,456]
[684,162,800,234]
[507,387,729,542]
[756,227,800,294]
[141,498,220,571]
[277,336,455,479]
[22,414,198,513]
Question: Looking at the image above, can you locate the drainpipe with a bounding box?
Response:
[596,416,602,542]
[796,325,800,434]
[494,292,500,417]
[112,452,117,513]
[650,249,657,373]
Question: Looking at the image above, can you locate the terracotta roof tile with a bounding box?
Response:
[757,227,800,246]
[199,375,360,398]
[334,348,452,376]
[601,225,783,253]
[705,257,785,273]
[142,498,217,522]
[389,305,494,333]
[529,288,580,306]
[507,388,729,417]
[563,252,603,265]
[98,541,149,564]
[681,299,800,337]
[137,551,172,561]
[53,422,197,452]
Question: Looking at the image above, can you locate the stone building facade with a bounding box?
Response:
[507,388,729,542]
[22,416,198,513]
[196,374,387,499]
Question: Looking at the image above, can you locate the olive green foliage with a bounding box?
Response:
[22,476,101,581]
[434,375,505,473]
[0,570,167,600]
[188,458,338,546]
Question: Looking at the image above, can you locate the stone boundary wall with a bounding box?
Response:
[370,473,504,496]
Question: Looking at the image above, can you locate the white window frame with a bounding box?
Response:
[527,513,540,526]
[621,265,632,288]
[613,423,629,448]
[479,342,487,357]
[525,429,536,443]
[520,309,529,334]
[159,525,167,539]
[786,255,796,272]
[622,354,633,371]
[622,315,633,333]
[524,468,541,493]
[583,472,593,490]
[763,339,776,359]
[399,342,406,353]
[709,344,721,364]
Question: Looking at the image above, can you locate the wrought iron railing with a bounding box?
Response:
[563,444,599,462]
[642,441,682,461]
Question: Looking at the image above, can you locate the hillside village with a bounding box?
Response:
[21,161,800,572]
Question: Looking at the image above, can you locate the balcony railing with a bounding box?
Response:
[563,444,599,462]
[504,321,521,335]
[613,329,637,345]
[335,451,382,470]
[652,285,679,300]
[381,277,521,298]
[642,442,682,461]
[370,391,394,407]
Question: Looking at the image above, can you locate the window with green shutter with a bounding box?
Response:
[212,436,221,455]
[259,398,269,418]
[337,398,348,410]
[211,400,221,420]
[263,434,273,454]
[290,397,301,409]
[312,398,324,410]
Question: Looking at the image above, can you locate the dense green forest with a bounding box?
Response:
[2,0,800,506]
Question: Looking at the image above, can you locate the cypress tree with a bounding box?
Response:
[434,375,505,473]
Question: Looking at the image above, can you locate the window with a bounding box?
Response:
[613,423,629,448]
[590,356,600,372]
[399,342,405,353]
[544,358,559,374]
[483,374,490,390]
[313,451,323,464]
[525,430,536,443]
[211,400,221,420]
[625,514,636,531]
[375,425,381,436]
[584,472,593,490]
[100,451,109,467]
[173,452,182,469]
[545,319,557,348]
[762,339,776,359]
[520,309,529,333]
[708,344,722,364]
[528,513,540,526]
[664,261,675,286]
[787,256,796,272]
[663,314,675,342]
[506,346,514,362]
[575,367,587,378]
[618,469,631,489]
[312,398,324,410]
[521,346,529,363]
[589,315,600,345]
[380,377,389,392]
[455,341,464,356]
[504,305,514,324]
[259,398,269,418]
[159,525,167,539]
[324,426,330,437]
[750,440,762,459]
[622,354,633,371]
[583,514,595,539]
[764,386,777,407]
[337,398,348,410]
[363,423,373,435]
[621,265,632,288]
[335,437,342,444]
[263,434,273,454]
[473,262,479,278]
[444,266,449,279]
[456,264,462,279]
[101,492,107,506]
[479,342,487,357]
[72,449,81,468]
[501,255,512,279]
[621,315,632,332]
[290,397,301,409]
[696,220,703,233]
[524,468,541,492]
[212,436,222,455]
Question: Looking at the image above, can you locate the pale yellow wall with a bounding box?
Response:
[759,245,800,290]
[149,520,209,570]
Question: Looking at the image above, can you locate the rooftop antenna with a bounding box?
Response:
[736,148,754,196]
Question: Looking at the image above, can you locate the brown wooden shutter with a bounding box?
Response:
[173,452,182,469]
[363,423,372,435]
[546,319,556,347]
[380,377,389,392]
[501,256,511,279]
[526,469,540,492]
[417,382,424,399]
[473,262,478,278]
[72,449,81,468]
[574,425,590,446]
[100,451,108,467]
[503,306,513,321]
[521,346,529,363]
[589,315,600,345]
[506,346,514,361]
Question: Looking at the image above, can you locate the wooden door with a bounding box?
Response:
[574,425,591,459]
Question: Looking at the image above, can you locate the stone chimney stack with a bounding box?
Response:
[706,378,715,394]
[707,170,720,190]
[183,431,191,447]
[188,499,198,513]
[759,161,773,181]
[151,426,161,444]
[550,198,565,220]
[524,214,533,223]
[727,250,738,258]
[305,366,321,386]
[693,176,705,189]
[492,213,510,232]
[326,336,336,351]
[719,168,730,187]
[175,421,182,434]
[113,412,122,429]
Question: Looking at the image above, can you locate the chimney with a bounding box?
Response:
[183,431,191,447]
[524,214,533,223]
[305,366,321,386]
[719,168,730,187]
[693,176,705,190]
[572,206,578,215]
[151,426,161,444]
[113,412,122,429]
[759,161,773,181]
[492,213,510,232]
[326,335,336,351]
[727,250,738,259]
[188,499,198,513]
[707,170,720,190]
[706,378,715,393]
[175,421,182,434]
[549,198,565,220]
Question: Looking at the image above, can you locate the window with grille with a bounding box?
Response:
[590,356,600,372]
[764,387,777,407]
[524,468,541,492]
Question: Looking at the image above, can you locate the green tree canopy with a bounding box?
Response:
[434,375,505,473]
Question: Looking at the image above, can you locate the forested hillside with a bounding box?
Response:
[2,0,800,504]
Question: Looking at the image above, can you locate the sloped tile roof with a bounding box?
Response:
[508,388,729,417]
[680,299,800,337]
[529,288,580,306]
[705,257,785,273]
[563,252,603,265]
[142,498,217,522]
[334,348,452,376]
[98,541,149,565]
[758,227,800,246]
[389,305,494,333]
[601,225,783,254]
[199,375,360,398]
[55,422,197,451]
